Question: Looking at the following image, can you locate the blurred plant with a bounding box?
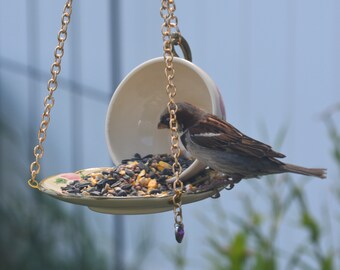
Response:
[286,185,335,270]
[201,175,305,270]
[285,104,340,270]
[321,104,340,228]
[0,115,108,269]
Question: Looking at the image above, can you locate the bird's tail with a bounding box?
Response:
[283,164,326,179]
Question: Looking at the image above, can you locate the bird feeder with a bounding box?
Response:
[27,0,229,242]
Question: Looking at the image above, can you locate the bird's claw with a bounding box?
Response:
[224,182,235,190]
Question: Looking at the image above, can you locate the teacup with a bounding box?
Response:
[106,57,226,181]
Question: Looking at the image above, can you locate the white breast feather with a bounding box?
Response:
[192,132,221,137]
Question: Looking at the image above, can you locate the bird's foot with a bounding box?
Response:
[208,174,241,198]
[209,172,243,191]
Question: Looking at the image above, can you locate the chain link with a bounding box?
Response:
[28,0,73,189]
[160,0,184,242]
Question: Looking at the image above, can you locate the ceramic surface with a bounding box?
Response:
[106,57,226,182]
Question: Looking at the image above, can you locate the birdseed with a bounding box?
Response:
[61,153,205,197]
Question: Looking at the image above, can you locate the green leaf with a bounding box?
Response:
[301,211,320,243]
[251,213,262,226]
[320,254,334,270]
[55,177,67,184]
[229,232,248,270]
[253,253,276,270]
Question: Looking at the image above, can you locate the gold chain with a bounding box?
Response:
[160,0,185,243]
[28,0,73,189]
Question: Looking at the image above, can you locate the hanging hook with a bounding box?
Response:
[171,33,192,62]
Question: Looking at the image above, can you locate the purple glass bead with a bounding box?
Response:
[175,224,185,243]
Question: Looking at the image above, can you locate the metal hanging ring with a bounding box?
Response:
[171,33,192,62]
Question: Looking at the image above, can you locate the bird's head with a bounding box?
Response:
[157,102,205,131]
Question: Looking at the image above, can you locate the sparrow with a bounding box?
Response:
[158,102,326,182]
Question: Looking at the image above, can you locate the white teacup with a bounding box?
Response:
[105,57,226,181]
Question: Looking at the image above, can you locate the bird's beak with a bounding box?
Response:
[157,122,168,129]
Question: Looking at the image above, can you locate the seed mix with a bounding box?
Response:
[61,153,209,197]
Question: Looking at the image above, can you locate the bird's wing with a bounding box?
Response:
[188,115,285,159]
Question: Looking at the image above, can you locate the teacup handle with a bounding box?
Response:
[171,33,192,62]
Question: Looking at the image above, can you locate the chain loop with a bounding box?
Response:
[28,0,73,189]
[160,0,185,243]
